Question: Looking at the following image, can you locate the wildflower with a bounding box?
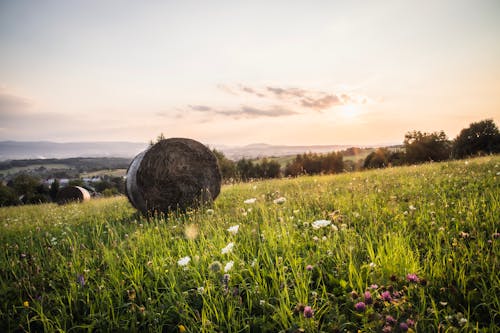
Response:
[354,302,366,312]
[458,317,468,326]
[364,291,373,304]
[331,224,339,231]
[206,209,214,215]
[177,256,191,266]
[370,284,379,289]
[369,262,376,268]
[306,264,313,271]
[244,198,257,204]
[184,224,199,240]
[492,232,500,239]
[224,260,234,272]
[406,319,415,327]
[382,325,393,332]
[303,305,314,318]
[273,197,286,204]
[350,290,359,299]
[178,324,186,332]
[227,225,239,235]
[77,274,85,287]
[259,300,266,306]
[209,261,222,272]
[381,291,392,302]
[386,315,397,325]
[197,286,205,294]
[312,219,331,229]
[406,273,419,283]
[409,205,416,211]
[23,301,29,308]
[399,322,409,331]
[221,242,235,254]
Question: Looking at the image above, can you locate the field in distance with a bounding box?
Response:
[0,156,499,331]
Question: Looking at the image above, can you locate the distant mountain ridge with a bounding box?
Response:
[0,140,389,161]
[0,141,148,161]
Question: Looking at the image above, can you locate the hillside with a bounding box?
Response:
[0,156,499,331]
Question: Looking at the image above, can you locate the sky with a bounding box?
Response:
[1,0,499,146]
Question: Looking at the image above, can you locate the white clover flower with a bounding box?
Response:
[177,256,191,266]
[224,260,234,272]
[273,197,286,204]
[311,219,331,229]
[221,242,235,254]
[244,198,257,204]
[227,225,240,235]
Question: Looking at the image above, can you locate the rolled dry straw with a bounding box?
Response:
[56,186,91,205]
[126,138,221,214]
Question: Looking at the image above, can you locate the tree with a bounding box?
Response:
[212,149,237,181]
[452,119,500,158]
[364,148,390,169]
[404,130,451,164]
[0,183,19,207]
[49,179,59,201]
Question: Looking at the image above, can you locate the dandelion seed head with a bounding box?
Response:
[184,224,199,240]
[209,261,222,272]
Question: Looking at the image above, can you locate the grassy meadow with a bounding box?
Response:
[1,156,499,332]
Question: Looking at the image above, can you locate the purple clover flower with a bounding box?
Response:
[386,315,397,325]
[364,291,373,304]
[303,306,314,318]
[381,291,392,302]
[354,301,366,312]
[406,318,415,327]
[306,264,313,271]
[406,273,419,283]
[399,322,409,331]
[77,274,85,287]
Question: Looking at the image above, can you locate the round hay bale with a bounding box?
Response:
[126,137,221,214]
[56,186,91,205]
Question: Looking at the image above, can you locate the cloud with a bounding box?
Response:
[187,105,298,119]
[225,84,373,111]
[301,94,342,110]
[0,90,33,114]
[188,105,213,112]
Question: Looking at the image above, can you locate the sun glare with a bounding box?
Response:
[339,104,362,120]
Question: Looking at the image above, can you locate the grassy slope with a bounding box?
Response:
[0,156,499,332]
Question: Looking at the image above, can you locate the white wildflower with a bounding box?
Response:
[273,197,286,204]
[224,260,234,272]
[331,224,339,231]
[244,198,257,204]
[409,205,416,211]
[312,219,331,229]
[177,256,191,266]
[259,299,266,306]
[221,242,235,254]
[458,318,467,326]
[227,225,240,235]
[206,209,214,215]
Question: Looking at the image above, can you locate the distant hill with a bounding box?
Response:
[0,140,394,161]
[0,141,148,161]
[213,143,357,160]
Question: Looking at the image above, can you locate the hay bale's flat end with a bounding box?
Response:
[56,186,91,205]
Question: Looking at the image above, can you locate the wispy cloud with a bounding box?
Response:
[188,105,297,119]
[0,89,33,113]
[224,84,373,111]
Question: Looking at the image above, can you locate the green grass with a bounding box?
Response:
[1,156,499,332]
[80,168,127,178]
[0,164,72,175]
